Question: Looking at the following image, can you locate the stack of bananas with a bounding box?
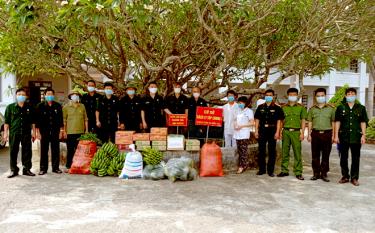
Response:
[90,142,120,177]
[107,152,126,176]
[142,147,164,165]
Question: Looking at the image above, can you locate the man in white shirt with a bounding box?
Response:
[223,90,239,148]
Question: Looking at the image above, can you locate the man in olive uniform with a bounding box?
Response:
[278,88,307,180]
[35,88,64,175]
[164,82,188,134]
[81,80,101,133]
[254,89,284,177]
[3,88,36,178]
[96,82,119,142]
[141,81,166,131]
[307,88,336,182]
[119,83,142,132]
[334,88,368,186]
[188,87,208,145]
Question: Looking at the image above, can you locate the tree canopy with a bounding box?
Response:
[0,0,374,100]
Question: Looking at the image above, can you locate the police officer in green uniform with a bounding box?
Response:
[307,88,336,182]
[4,88,36,178]
[96,82,119,142]
[254,89,284,177]
[334,88,368,186]
[278,88,307,180]
[81,80,101,133]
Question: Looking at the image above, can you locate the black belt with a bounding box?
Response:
[263,124,276,128]
[312,129,332,134]
[283,128,300,131]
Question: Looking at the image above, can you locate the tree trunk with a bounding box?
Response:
[368,57,375,119]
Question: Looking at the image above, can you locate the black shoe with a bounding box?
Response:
[277,172,289,177]
[310,176,318,181]
[39,171,47,175]
[268,173,275,177]
[256,171,265,176]
[52,169,63,174]
[321,176,330,182]
[296,175,304,180]
[23,170,36,176]
[7,172,19,178]
[339,177,349,184]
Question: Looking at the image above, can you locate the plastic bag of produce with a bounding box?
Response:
[119,144,143,179]
[164,157,197,182]
[69,140,97,174]
[199,142,224,177]
[143,162,166,180]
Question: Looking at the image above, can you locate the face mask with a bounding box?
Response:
[45,95,55,102]
[316,96,326,104]
[149,87,158,94]
[71,94,79,102]
[346,96,356,103]
[265,96,273,103]
[228,96,235,102]
[16,95,26,103]
[87,86,96,92]
[104,89,113,95]
[193,93,200,98]
[174,88,181,94]
[238,103,245,109]
[127,90,135,95]
[288,96,298,102]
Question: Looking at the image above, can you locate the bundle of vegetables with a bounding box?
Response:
[164,157,198,182]
[107,152,126,176]
[142,147,164,165]
[78,133,102,145]
[90,142,119,177]
[143,162,166,180]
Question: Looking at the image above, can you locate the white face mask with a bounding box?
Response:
[288,96,298,102]
[71,94,79,102]
[174,88,181,94]
[149,87,158,94]
[193,93,200,98]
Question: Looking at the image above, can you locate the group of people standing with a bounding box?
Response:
[3,80,209,178]
[222,87,368,186]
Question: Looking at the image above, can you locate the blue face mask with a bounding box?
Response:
[127,90,135,95]
[265,96,273,103]
[316,96,326,104]
[104,89,113,95]
[87,86,96,92]
[45,95,55,102]
[16,95,26,103]
[238,103,245,109]
[228,96,235,102]
[346,96,356,103]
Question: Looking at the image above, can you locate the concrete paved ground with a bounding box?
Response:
[0,141,374,233]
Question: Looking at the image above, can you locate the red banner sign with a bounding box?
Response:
[167,114,188,127]
[195,107,223,127]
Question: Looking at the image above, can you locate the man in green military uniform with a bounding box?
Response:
[307,88,336,182]
[278,88,307,180]
[3,88,36,178]
[334,88,368,186]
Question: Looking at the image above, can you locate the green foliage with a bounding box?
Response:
[366,118,375,140]
[328,84,349,106]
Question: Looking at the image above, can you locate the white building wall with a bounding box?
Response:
[0,70,17,114]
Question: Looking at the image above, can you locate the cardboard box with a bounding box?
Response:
[150,127,168,136]
[115,131,135,145]
[117,144,131,151]
[135,140,151,146]
[150,134,167,141]
[185,139,200,146]
[185,145,200,151]
[136,145,151,151]
[132,133,150,141]
[167,134,185,150]
[152,145,167,151]
[152,140,167,146]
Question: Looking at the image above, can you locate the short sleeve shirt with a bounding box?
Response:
[4,102,35,135]
[63,103,87,134]
[254,103,284,129]
[233,108,254,140]
[282,104,307,129]
[307,104,335,130]
[165,94,188,114]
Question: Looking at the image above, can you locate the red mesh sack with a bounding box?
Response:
[200,142,224,177]
[69,140,97,174]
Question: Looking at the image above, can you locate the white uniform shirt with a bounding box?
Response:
[233,108,254,140]
[223,102,239,135]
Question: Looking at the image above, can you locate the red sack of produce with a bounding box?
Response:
[69,140,97,174]
[200,142,224,177]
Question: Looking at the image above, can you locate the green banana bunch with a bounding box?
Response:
[142,147,164,165]
[107,152,126,176]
